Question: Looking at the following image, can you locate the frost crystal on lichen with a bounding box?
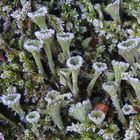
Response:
[88,110,105,125]
[67,55,83,70]
[69,99,92,122]
[1,0,140,139]
[26,111,40,124]
[1,94,21,106]
[28,6,48,29]
[24,39,43,52]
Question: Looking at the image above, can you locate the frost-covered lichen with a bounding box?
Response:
[1,0,140,139]
[57,32,74,59]
[1,93,25,120]
[67,55,83,99]
[24,39,45,76]
[87,62,108,96]
[35,29,56,75]
[69,99,92,123]
[28,6,48,29]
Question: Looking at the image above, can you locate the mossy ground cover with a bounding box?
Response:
[0,0,140,139]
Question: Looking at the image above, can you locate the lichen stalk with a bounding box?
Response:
[111,60,129,82]
[44,43,55,75]
[1,94,25,120]
[28,6,48,30]
[103,81,127,126]
[135,91,140,105]
[35,29,56,75]
[87,71,101,96]
[66,56,83,99]
[111,95,127,126]
[129,78,140,105]
[11,103,25,120]
[31,51,45,76]
[117,38,140,65]
[26,111,40,138]
[60,68,72,90]
[87,62,107,96]
[57,32,74,60]
[24,39,45,76]
[118,50,135,65]
[33,16,47,30]
[46,102,64,130]
[69,100,92,123]
[61,42,70,59]
[72,69,79,99]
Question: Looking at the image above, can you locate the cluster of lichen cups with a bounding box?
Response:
[1,0,140,139]
[25,6,85,100]
[25,6,75,77]
[0,91,108,136]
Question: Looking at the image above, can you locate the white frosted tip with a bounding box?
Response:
[117,38,140,51]
[121,72,133,80]
[57,32,74,41]
[35,29,55,40]
[92,62,108,73]
[10,10,21,20]
[88,110,105,125]
[24,39,43,52]
[44,90,60,104]
[66,122,90,134]
[28,6,48,19]
[67,55,83,70]
[1,93,21,106]
[111,60,129,67]
[69,99,91,113]
[122,104,134,115]
[26,111,40,124]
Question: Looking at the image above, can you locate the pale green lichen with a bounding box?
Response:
[1,0,140,139]
[69,99,92,123]
[1,93,25,120]
[102,81,127,126]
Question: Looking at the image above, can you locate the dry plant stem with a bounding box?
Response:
[87,72,101,96]
[72,70,79,99]
[44,44,55,75]
[31,51,45,76]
